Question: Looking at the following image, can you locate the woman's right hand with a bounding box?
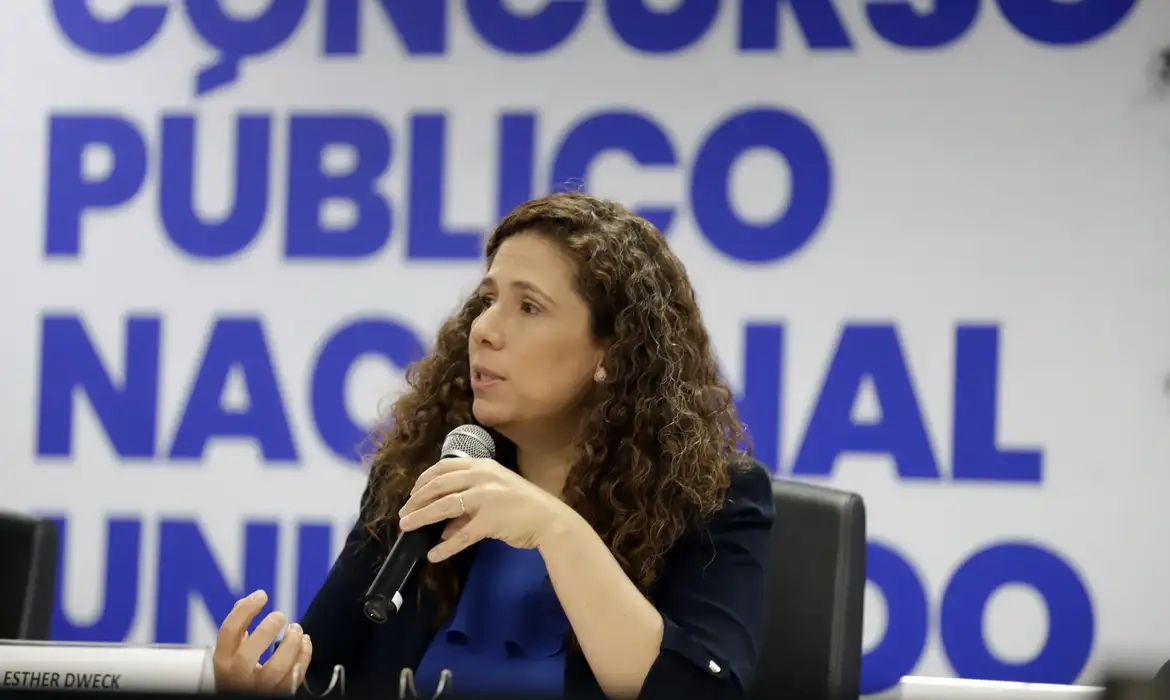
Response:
[212,590,313,695]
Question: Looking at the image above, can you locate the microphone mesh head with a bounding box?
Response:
[442,425,496,460]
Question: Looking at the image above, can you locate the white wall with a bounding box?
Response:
[0,1,1167,695]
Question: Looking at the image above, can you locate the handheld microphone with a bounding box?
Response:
[361,424,496,624]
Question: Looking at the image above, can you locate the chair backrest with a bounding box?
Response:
[0,512,59,640]
[1155,658,1170,684]
[750,477,867,700]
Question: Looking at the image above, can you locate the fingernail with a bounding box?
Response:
[427,549,439,562]
[303,635,311,648]
[249,589,266,601]
[289,623,302,634]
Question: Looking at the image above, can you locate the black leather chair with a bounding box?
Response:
[750,477,867,700]
[1154,658,1170,684]
[0,512,59,640]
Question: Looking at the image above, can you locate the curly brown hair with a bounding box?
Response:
[363,191,750,618]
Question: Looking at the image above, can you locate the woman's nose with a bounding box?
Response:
[471,306,503,348]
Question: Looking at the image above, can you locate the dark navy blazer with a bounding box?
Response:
[296,461,775,700]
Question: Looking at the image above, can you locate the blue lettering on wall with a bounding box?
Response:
[940,543,1095,683]
[45,513,1095,693]
[732,323,784,474]
[550,111,678,234]
[862,539,1094,694]
[740,0,853,51]
[47,0,1137,97]
[44,116,147,259]
[792,324,939,479]
[286,115,392,259]
[952,326,1042,482]
[607,0,719,53]
[866,0,980,49]
[323,0,447,58]
[36,314,1038,484]
[692,108,831,263]
[155,520,279,643]
[467,0,586,54]
[776,324,1042,482]
[36,313,428,465]
[38,1,1100,692]
[408,115,482,260]
[497,114,537,220]
[168,318,298,463]
[50,517,142,641]
[184,0,308,95]
[863,541,929,694]
[160,115,271,259]
[311,318,427,462]
[49,0,168,57]
[38,315,160,460]
[995,0,1138,46]
[48,515,337,645]
[43,108,831,266]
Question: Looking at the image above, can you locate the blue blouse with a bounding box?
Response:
[412,539,571,697]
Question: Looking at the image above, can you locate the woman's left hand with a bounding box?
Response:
[397,458,568,562]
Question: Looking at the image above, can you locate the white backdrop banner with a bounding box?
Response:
[1,0,1168,695]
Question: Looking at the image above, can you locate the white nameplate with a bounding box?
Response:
[900,675,1103,700]
[0,641,214,693]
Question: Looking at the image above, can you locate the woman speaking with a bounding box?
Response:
[210,193,775,700]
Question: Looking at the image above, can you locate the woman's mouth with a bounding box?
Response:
[471,366,504,387]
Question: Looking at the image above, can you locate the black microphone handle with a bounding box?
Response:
[359,437,491,624]
[362,521,445,623]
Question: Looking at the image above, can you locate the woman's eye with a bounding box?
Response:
[521,301,540,315]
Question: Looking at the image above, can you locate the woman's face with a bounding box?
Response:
[467,232,605,439]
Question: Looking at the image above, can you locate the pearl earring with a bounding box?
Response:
[594,367,607,383]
